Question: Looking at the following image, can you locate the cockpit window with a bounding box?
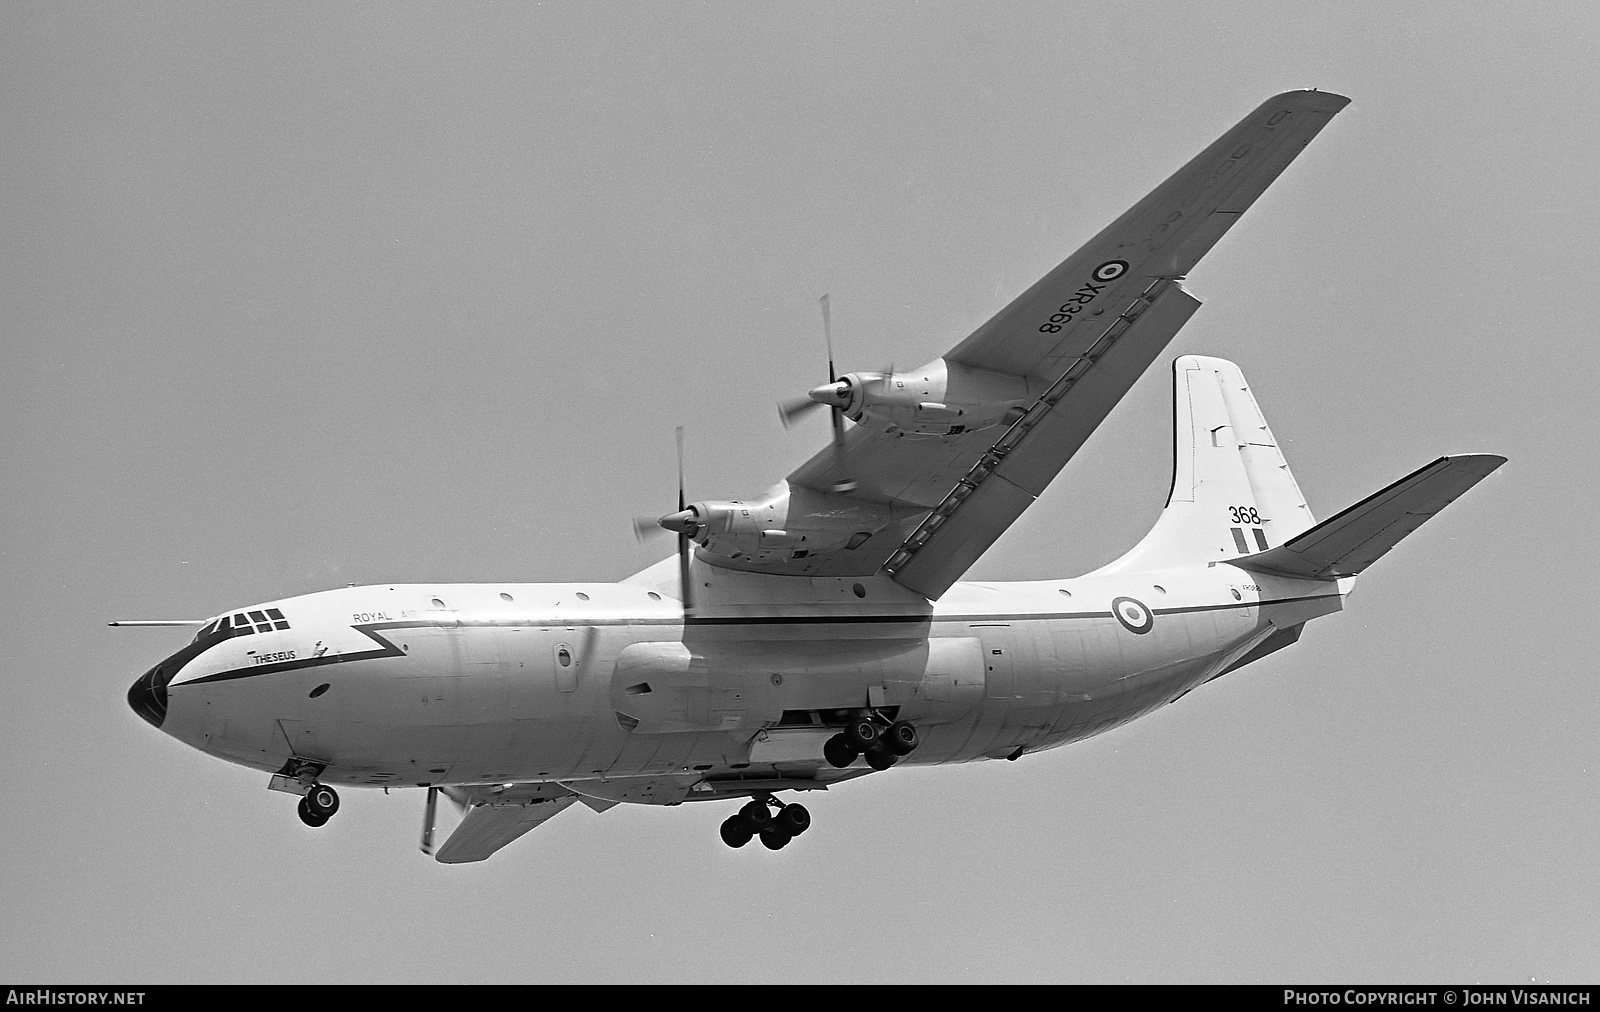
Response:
[191,608,291,643]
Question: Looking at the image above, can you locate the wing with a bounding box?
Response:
[433,783,580,864]
[942,89,1351,376]
[769,90,1349,596]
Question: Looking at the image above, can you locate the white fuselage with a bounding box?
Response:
[143,561,1344,795]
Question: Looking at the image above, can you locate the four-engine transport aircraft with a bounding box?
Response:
[122,90,1504,862]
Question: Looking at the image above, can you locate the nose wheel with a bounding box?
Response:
[296,784,340,828]
[720,796,810,850]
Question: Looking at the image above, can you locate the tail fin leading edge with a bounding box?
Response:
[1235,454,1506,580]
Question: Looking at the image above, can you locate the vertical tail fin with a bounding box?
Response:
[1095,356,1313,574]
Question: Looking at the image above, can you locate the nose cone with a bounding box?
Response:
[128,663,173,729]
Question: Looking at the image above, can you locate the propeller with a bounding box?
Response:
[631,426,698,618]
[420,785,438,856]
[778,295,858,493]
[778,295,850,437]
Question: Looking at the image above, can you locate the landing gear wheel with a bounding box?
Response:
[865,748,898,771]
[843,717,879,752]
[305,784,340,819]
[297,796,330,828]
[739,799,773,832]
[884,720,919,756]
[775,803,810,837]
[823,733,858,769]
[720,815,754,848]
[759,828,792,850]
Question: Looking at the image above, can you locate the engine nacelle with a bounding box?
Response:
[660,482,900,568]
[807,358,1033,436]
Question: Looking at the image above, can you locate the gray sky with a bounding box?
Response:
[4,1,1596,984]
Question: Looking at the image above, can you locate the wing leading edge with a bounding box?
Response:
[770,90,1350,597]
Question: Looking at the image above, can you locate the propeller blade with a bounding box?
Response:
[778,395,825,428]
[676,426,695,619]
[676,426,686,513]
[819,293,853,491]
[678,531,694,618]
[633,515,672,542]
[820,294,836,384]
[420,786,439,856]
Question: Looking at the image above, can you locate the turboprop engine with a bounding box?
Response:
[799,357,1033,437]
[657,482,902,568]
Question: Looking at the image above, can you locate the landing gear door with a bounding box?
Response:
[883,636,986,725]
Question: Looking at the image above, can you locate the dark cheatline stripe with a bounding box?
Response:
[177,624,406,686]
[1231,527,1249,553]
[686,614,930,627]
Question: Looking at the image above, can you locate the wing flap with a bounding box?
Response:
[1235,455,1506,580]
[890,283,1202,598]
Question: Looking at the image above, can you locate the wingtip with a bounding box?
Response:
[1271,89,1352,113]
[1450,452,1509,471]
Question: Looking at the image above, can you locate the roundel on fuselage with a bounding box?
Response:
[1111,596,1154,635]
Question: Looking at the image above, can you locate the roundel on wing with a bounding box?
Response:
[1111,596,1154,635]
[1092,259,1130,283]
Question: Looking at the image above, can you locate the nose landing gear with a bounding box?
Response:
[720,795,810,850]
[296,783,341,828]
[824,718,919,770]
[271,758,341,829]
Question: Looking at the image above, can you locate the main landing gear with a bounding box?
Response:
[720,796,811,851]
[823,717,919,771]
[296,783,341,828]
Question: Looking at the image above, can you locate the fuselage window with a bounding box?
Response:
[431,598,446,609]
[557,647,572,667]
[499,593,514,603]
[575,592,589,602]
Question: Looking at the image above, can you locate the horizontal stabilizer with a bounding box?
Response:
[1235,454,1505,580]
